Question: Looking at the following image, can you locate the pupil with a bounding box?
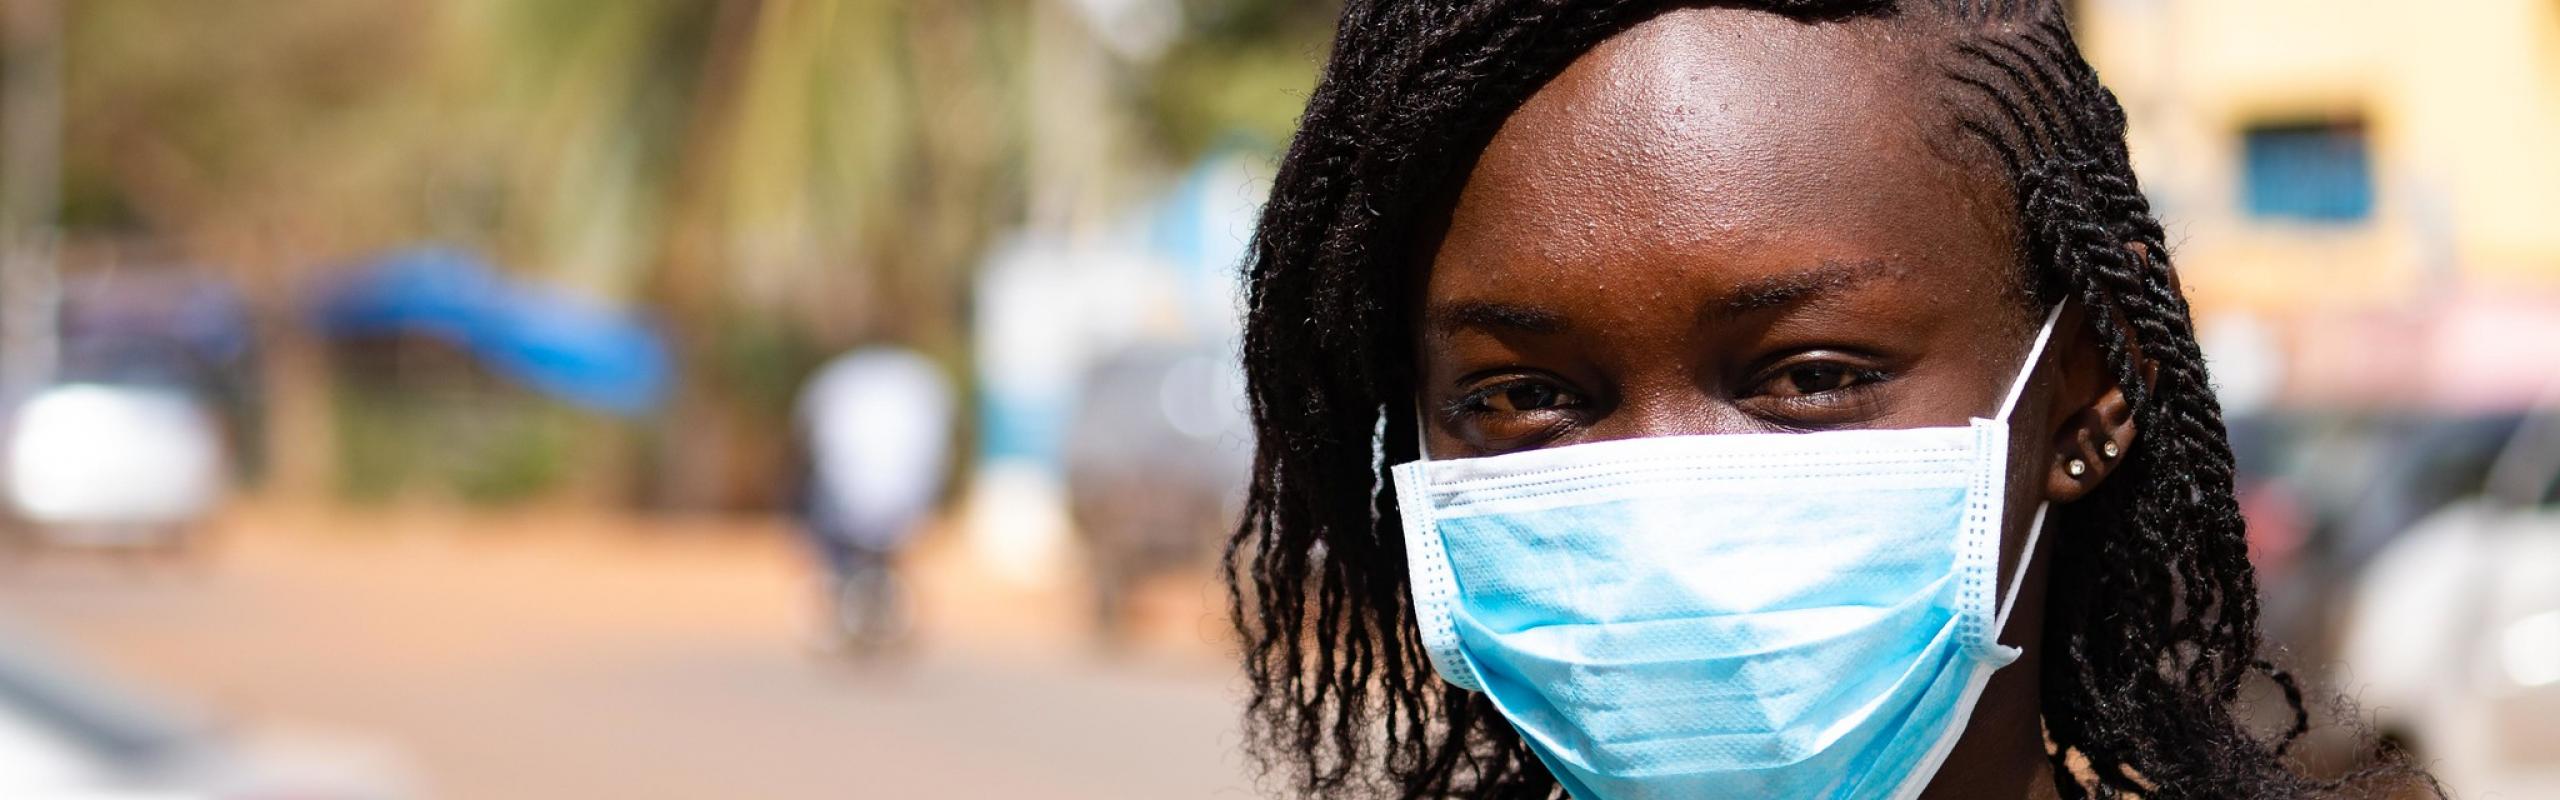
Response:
[1505,385,1556,410]
[1790,366,1844,394]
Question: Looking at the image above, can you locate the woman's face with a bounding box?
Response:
[1418,9,2036,456]
[1413,9,2117,796]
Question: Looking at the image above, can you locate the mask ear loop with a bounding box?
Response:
[1994,503,2048,634]
[1991,301,2068,637]
[1993,302,2069,424]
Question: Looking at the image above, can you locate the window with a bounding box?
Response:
[2240,118,2375,223]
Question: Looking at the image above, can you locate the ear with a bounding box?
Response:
[2042,244,2155,503]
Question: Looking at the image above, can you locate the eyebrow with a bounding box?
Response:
[1713,259,1903,319]
[1423,258,1907,335]
[1427,300,1571,335]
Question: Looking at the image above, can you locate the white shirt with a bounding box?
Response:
[794,347,954,548]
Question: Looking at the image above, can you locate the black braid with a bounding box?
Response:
[1228,2,2440,798]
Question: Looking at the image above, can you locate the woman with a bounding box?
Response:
[1227,2,2433,798]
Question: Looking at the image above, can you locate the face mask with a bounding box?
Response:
[1389,304,2064,800]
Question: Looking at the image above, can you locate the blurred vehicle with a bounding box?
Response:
[1,272,252,554]
[0,628,413,799]
[2336,403,2560,797]
[2229,411,2528,673]
[1062,344,1249,642]
[791,346,954,655]
[3,384,225,552]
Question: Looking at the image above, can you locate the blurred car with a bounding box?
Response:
[4,383,226,551]
[2229,411,2527,674]
[2336,407,2560,796]
[0,628,413,799]
[1061,344,1250,642]
[1,272,253,554]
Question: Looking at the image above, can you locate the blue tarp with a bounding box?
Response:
[309,248,671,416]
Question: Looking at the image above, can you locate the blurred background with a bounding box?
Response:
[0,0,2550,798]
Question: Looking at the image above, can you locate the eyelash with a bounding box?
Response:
[1436,358,1893,447]
[1444,377,1586,419]
[1746,362,1891,402]
[1446,365,1889,411]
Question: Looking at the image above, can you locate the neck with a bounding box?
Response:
[1920,644,2058,800]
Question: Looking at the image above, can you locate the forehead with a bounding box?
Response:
[1431,7,2015,305]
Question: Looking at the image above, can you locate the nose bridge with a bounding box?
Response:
[1585,368,1759,441]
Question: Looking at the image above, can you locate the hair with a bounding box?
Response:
[1228,1,2435,799]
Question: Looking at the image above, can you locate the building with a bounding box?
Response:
[2076,0,2560,410]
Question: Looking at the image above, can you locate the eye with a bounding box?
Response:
[1475,382,1582,413]
[1742,357,1890,405]
[1769,362,1870,397]
[1442,376,1591,451]
[1738,357,1891,429]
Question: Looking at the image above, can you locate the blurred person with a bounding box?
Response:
[790,345,954,656]
[1225,2,2436,799]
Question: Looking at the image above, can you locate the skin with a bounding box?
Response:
[1412,9,2138,799]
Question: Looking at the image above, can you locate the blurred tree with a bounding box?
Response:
[43,0,1331,510]
[645,0,1036,508]
[1139,0,1339,156]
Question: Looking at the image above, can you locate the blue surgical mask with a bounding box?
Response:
[1390,304,2064,800]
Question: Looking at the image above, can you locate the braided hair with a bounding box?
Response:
[1228,1,2434,798]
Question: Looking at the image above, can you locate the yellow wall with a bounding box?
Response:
[2079,0,2560,314]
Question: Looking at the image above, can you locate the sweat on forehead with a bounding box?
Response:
[1427,6,2026,317]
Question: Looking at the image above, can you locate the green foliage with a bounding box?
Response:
[1140,0,1341,160]
[708,309,829,424]
[329,341,580,507]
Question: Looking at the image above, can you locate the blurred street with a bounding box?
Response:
[1,0,2556,796]
[0,506,1254,800]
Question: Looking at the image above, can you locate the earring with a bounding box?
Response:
[2101,441,2121,460]
[2067,458,2088,478]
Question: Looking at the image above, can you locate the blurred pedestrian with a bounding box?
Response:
[791,345,953,656]
[1224,2,2437,799]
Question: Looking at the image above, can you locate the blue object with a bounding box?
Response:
[309,248,671,416]
[1387,306,2065,800]
[58,272,255,390]
[2242,120,2374,223]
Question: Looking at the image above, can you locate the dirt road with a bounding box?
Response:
[0,505,1258,799]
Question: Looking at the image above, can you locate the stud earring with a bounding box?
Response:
[2101,441,2121,460]
[2067,458,2088,478]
